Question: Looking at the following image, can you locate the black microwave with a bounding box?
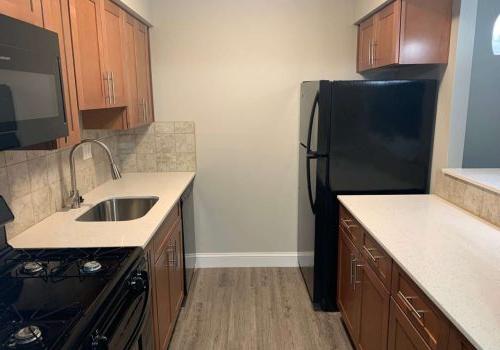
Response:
[0,14,68,151]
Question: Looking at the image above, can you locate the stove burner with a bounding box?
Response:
[81,260,102,274]
[22,262,44,275]
[13,325,42,345]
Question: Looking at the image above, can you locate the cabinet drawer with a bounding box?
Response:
[339,205,364,248]
[448,326,475,350]
[154,203,180,262]
[391,265,449,350]
[361,232,392,289]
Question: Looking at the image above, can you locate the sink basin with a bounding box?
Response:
[76,197,159,222]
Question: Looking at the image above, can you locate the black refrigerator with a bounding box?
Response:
[298,80,437,311]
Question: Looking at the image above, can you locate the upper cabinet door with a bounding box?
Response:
[399,0,452,64]
[102,0,126,107]
[357,16,375,73]
[373,1,401,68]
[135,19,154,124]
[0,0,43,26]
[122,13,141,128]
[69,0,107,110]
[42,0,81,148]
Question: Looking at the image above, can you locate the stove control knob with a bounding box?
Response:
[128,271,147,292]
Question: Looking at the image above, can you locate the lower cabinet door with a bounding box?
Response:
[154,245,173,350]
[168,221,185,321]
[338,228,362,340]
[388,298,431,350]
[357,262,390,350]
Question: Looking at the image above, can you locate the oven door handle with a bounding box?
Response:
[125,271,150,350]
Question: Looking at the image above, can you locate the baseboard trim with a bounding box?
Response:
[195,252,299,268]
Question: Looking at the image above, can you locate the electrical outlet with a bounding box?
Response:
[82,143,92,160]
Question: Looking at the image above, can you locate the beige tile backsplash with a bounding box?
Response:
[435,171,500,227]
[0,121,196,238]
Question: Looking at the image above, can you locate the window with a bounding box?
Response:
[493,15,500,55]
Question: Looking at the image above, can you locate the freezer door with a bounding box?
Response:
[329,80,437,193]
[298,144,317,299]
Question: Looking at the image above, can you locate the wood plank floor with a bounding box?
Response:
[169,268,353,350]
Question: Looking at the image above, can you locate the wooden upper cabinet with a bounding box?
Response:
[373,1,401,68]
[122,12,140,128]
[0,0,43,26]
[356,0,452,73]
[357,16,375,72]
[102,0,126,107]
[69,0,107,110]
[135,19,154,124]
[42,0,81,148]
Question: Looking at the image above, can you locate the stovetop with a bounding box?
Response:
[0,246,142,349]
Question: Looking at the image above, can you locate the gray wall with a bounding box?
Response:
[462,0,500,167]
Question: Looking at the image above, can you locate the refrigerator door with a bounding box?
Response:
[329,80,437,193]
[298,143,316,298]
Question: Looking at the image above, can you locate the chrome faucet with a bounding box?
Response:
[68,139,121,209]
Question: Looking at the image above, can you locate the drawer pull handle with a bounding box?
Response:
[364,246,383,262]
[353,263,364,291]
[398,291,426,320]
[342,219,358,230]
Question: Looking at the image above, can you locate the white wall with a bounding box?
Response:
[150,0,358,253]
[353,0,390,22]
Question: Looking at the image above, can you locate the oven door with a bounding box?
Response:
[83,261,151,350]
[0,14,68,150]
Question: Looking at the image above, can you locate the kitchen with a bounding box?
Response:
[0,0,499,349]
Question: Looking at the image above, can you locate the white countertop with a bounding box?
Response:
[337,194,500,350]
[8,172,195,249]
[443,168,500,195]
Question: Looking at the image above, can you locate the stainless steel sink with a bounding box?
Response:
[76,197,159,222]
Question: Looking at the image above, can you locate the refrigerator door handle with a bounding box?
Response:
[306,155,316,214]
[306,92,320,153]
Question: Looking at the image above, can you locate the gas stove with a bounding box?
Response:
[0,198,150,350]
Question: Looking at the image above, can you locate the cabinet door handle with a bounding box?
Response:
[364,246,383,262]
[111,71,116,104]
[397,291,426,320]
[142,98,147,122]
[368,39,372,66]
[350,256,356,285]
[353,263,363,291]
[103,72,110,104]
[372,41,377,65]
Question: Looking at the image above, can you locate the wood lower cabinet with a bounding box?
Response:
[388,299,431,350]
[145,202,185,350]
[0,0,43,26]
[357,262,390,350]
[448,327,475,350]
[338,205,475,350]
[356,0,452,73]
[167,221,184,322]
[338,228,362,340]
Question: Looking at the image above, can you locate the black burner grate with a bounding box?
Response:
[0,303,83,349]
